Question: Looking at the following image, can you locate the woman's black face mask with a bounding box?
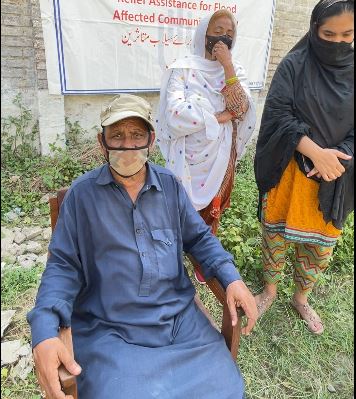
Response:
[205,35,233,54]
[311,33,354,66]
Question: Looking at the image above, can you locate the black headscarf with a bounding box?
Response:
[255,0,354,229]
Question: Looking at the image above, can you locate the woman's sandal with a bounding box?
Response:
[255,293,276,318]
[290,298,324,335]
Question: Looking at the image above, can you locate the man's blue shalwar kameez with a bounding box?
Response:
[28,163,245,399]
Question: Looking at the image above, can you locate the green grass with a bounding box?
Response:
[1,372,41,399]
[1,146,354,399]
[191,263,354,399]
[1,266,44,399]
[239,275,354,399]
[1,266,44,310]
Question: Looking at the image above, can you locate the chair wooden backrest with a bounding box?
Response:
[48,188,243,396]
[48,189,78,398]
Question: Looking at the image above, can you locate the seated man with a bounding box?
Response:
[28,94,258,399]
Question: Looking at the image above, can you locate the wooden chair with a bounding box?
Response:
[48,188,243,397]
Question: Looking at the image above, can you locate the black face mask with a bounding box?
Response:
[205,35,233,55]
[310,35,354,67]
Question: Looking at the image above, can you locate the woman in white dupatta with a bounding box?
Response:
[157,10,256,282]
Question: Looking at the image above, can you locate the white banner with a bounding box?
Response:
[40,0,276,94]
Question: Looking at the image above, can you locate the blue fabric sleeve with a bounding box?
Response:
[177,181,241,289]
[27,190,84,348]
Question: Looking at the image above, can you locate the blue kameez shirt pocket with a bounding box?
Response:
[151,229,178,279]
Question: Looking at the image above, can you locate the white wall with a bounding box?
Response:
[64,93,160,139]
[63,91,264,142]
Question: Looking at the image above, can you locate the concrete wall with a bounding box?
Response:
[1,0,319,153]
[1,0,65,154]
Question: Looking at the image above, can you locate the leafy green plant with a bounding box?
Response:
[40,144,87,190]
[218,148,263,281]
[65,117,88,146]
[332,214,354,274]
[1,98,105,222]
[149,145,165,166]
[1,94,39,167]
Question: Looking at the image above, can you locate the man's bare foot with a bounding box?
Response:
[255,291,276,318]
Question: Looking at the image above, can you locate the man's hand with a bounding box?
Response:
[33,337,82,399]
[215,110,233,124]
[226,280,258,336]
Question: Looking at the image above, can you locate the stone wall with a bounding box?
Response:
[264,0,317,93]
[1,0,319,152]
[252,0,318,133]
[1,0,40,120]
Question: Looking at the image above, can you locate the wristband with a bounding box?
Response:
[225,76,239,86]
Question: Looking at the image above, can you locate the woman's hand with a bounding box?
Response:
[212,41,233,68]
[309,148,352,182]
[296,136,352,182]
[215,110,233,124]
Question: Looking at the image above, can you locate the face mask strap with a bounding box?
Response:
[101,127,152,151]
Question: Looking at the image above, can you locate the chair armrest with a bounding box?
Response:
[221,303,242,359]
[58,365,77,391]
[188,259,226,304]
[58,328,78,398]
[190,258,245,359]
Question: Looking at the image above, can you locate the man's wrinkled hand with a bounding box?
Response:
[33,337,81,399]
[226,280,258,336]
